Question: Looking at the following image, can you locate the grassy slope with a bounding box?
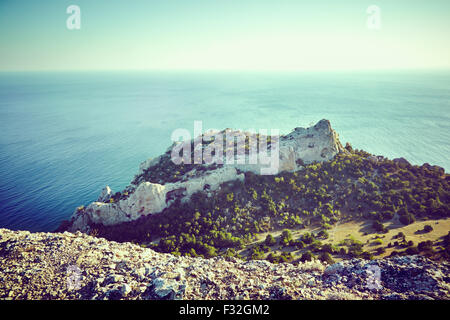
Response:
[245,217,450,262]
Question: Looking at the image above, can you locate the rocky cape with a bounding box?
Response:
[0,228,448,300]
[66,119,345,232]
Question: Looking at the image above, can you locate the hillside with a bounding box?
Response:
[3,119,450,300]
[56,120,450,265]
[0,229,448,300]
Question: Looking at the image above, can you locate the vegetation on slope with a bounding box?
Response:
[90,145,450,262]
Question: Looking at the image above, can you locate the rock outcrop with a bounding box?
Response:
[67,119,345,232]
[97,186,113,203]
[0,229,448,300]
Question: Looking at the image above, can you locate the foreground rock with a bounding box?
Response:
[1,229,448,300]
[66,119,345,232]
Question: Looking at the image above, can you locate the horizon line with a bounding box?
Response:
[1,67,450,73]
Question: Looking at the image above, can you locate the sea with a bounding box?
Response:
[0,70,449,232]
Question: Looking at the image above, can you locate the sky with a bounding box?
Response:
[0,0,449,71]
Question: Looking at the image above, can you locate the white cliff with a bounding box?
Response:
[68,119,345,232]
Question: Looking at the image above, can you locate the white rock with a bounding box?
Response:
[120,283,132,296]
[97,186,113,203]
[68,119,345,231]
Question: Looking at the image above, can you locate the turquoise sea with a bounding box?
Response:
[0,71,449,232]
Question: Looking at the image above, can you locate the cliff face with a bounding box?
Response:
[67,119,345,232]
[0,229,448,300]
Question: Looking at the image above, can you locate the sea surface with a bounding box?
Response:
[0,71,449,232]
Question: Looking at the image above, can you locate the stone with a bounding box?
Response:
[105,274,123,284]
[146,277,186,300]
[120,283,132,296]
[97,186,113,203]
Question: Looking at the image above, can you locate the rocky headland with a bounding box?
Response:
[66,119,345,232]
[2,119,448,300]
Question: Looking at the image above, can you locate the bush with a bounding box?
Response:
[266,253,278,263]
[321,243,334,254]
[301,232,314,245]
[317,230,329,239]
[423,225,433,233]
[418,240,433,252]
[318,252,335,264]
[264,234,276,246]
[394,232,405,240]
[405,246,419,255]
[280,229,293,246]
[444,232,450,246]
[266,252,293,263]
[360,251,373,260]
[372,221,388,233]
[295,241,306,249]
[309,240,323,252]
[399,213,415,225]
[390,250,399,257]
[300,251,315,262]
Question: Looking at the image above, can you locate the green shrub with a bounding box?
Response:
[300,251,315,262]
[321,243,334,254]
[280,229,293,246]
[301,232,314,245]
[372,221,388,233]
[319,252,335,264]
[317,230,329,239]
[360,251,373,260]
[399,213,415,225]
[405,246,419,255]
[264,234,277,246]
[418,240,434,252]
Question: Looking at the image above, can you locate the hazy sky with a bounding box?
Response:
[1,0,449,71]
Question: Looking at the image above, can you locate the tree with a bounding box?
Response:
[280,229,292,246]
[301,232,314,244]
[345,142,354,153]
[399,212,415,225]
